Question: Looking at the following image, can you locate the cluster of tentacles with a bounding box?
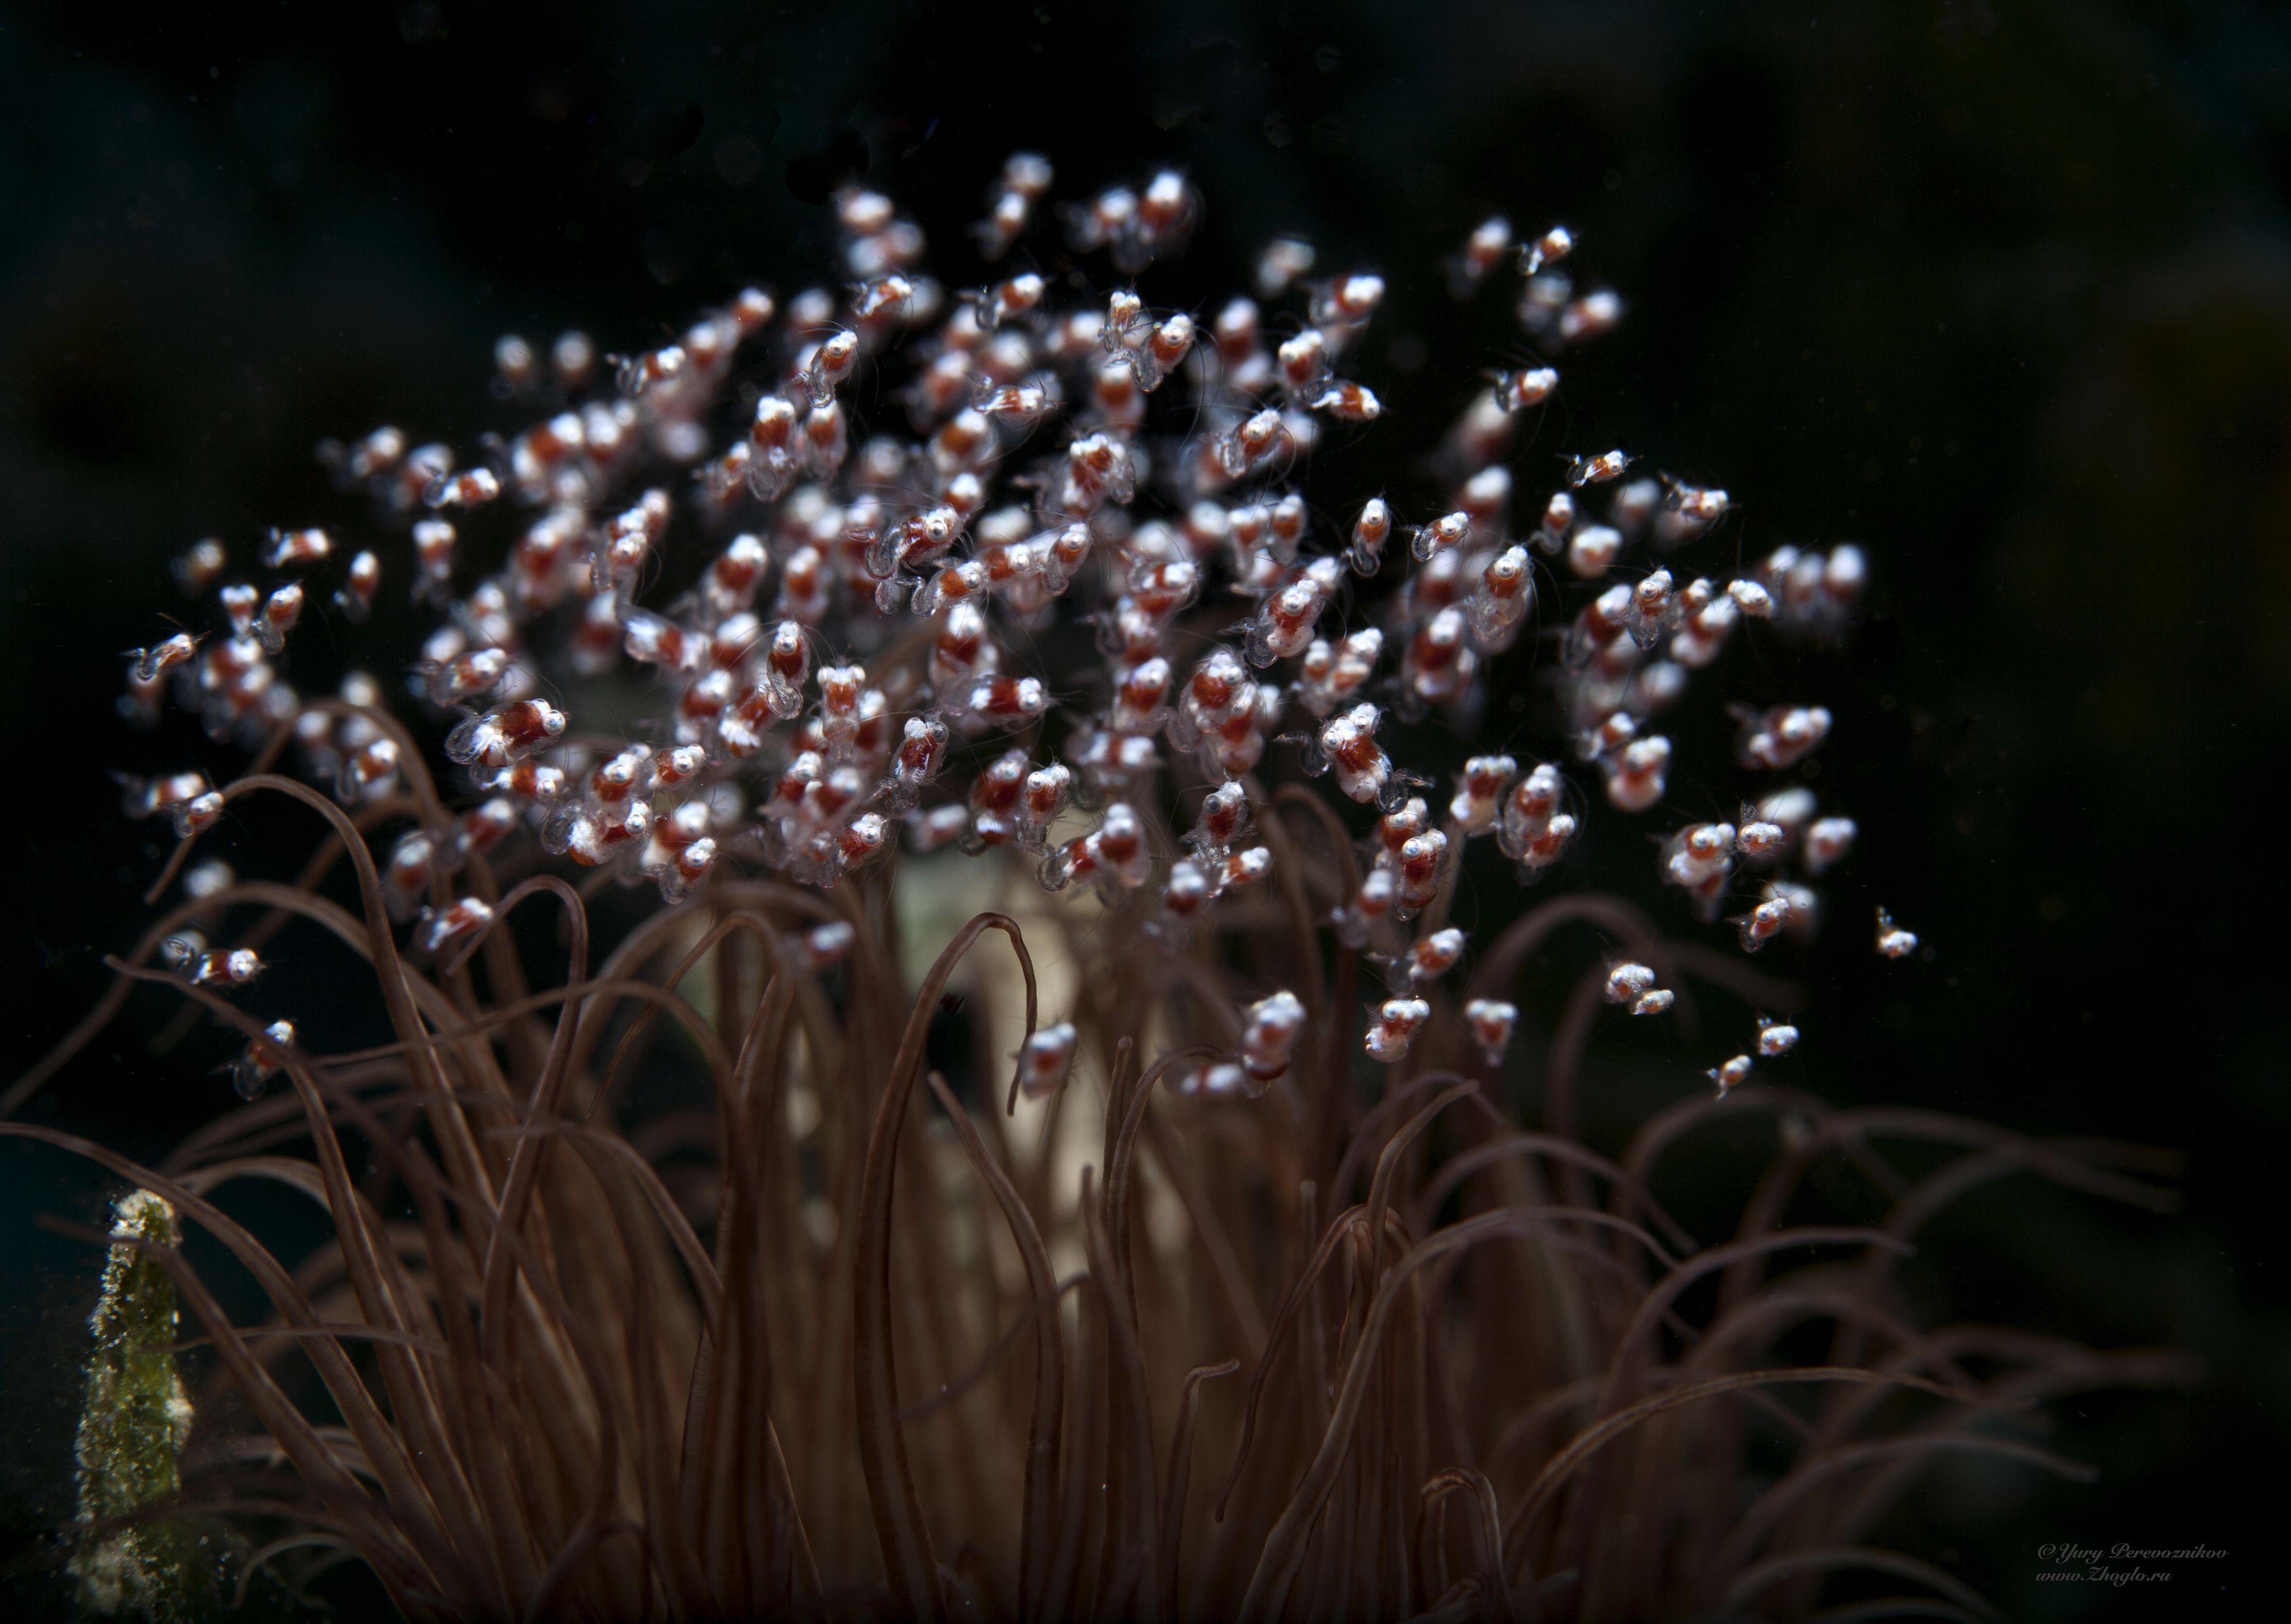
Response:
[7,154,2193,1621]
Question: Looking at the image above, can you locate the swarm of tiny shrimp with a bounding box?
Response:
[120,162,1909,1100]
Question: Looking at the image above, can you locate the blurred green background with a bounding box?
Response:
[2,1,2284,1617]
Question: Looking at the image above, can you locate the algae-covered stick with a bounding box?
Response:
[71,1189,195,1619]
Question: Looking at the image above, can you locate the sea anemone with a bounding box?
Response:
[6,157,2187,1621]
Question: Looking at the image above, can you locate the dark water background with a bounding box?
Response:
[2,1,2285,1617]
